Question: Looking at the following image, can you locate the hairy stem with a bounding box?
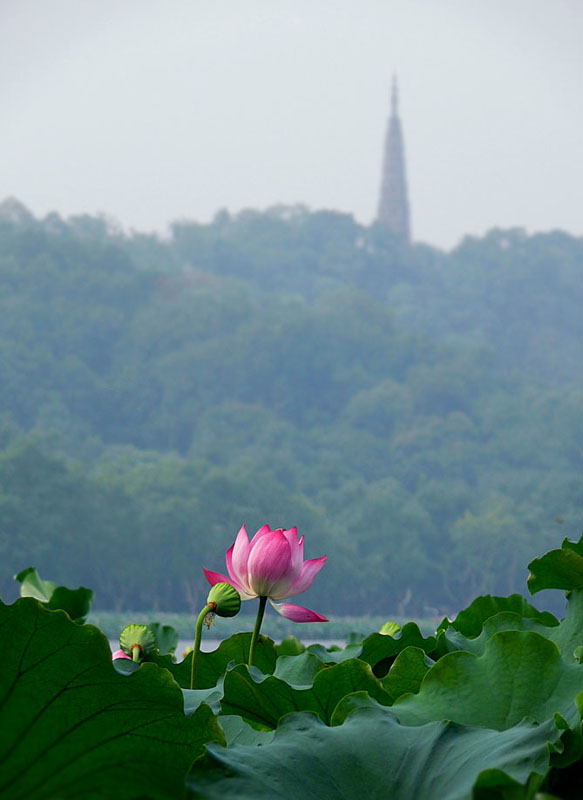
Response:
[190,603,212,690]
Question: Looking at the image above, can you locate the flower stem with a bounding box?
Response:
[248,595,267,667]
[190,603,212,690]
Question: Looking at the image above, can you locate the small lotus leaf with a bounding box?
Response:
[438,593,558,638]
[528,537,583,594]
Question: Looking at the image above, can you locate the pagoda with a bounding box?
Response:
[377,76,411,242]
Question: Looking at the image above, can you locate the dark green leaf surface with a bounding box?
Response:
[45,585,94,624]
[276,636,306,657]
[0,598,223,800]
[391,630,583,730]
[548,591,583,663]
[274,652,326,686]
[151,632,277,688]
[358,622,437,675]
[148,622,180,655]
[182,681,224,716]
[218,715,274,747]
[440,592,583,668]
[306,643,363,664]
[14,567,93,623]
[528,537,583,594]
[381,645,433,701]
[440,611,556,656]
[221,659,390,728]
[187,708,558,800]
[438,593,558,638]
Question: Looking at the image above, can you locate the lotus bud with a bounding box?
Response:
[206,582,241,618]
[120,624,157,662]
[189,584,241,690]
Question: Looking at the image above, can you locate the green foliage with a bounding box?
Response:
[0,597,223,800]
[381,645,433,701]
[1,204,583,616]
[439,593,559,638]
[528,537,583,594]
[188,710,560,800]
[391,631,583,729]
[358,623,437,676]
[439,591,583,667]
[4,538,583,797]
[147,621,179,655]
[220,659,390,728]
[14,566,93,623]
[151,632,278,689]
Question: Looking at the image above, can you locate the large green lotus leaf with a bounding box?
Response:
[187,707,559,800]
[332,689,583,773]
[151,632,277,688]
[274,652,326,685]
[0,598,223,800]
[14,566,93,623]
[442,593,583,665]
[438,593,558,638]
[358,622,437,676]
[441,612,556,655]
[381,645,434,701]
[220,658,390,728]
[391,630,583,730]
[528,537,583,594]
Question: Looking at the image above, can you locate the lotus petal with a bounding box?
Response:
[285,556,328,599]
[270,600,328,623]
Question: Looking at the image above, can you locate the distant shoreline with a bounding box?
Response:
[96,609,439,642]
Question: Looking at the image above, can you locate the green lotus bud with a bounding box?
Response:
[120,624,157,662]
[206,582,241,618]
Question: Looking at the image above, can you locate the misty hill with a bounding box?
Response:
[0,199,582,616]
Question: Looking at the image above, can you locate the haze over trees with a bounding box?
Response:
[0,197,581,616]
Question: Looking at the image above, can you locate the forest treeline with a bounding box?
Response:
[0,198,581,616]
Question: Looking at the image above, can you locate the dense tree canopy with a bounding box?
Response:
[0,198,581,616]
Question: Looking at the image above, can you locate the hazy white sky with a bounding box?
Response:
[1,0,582,249]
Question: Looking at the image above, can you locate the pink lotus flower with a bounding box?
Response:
[204,525,327,622]
[112,648,130,660]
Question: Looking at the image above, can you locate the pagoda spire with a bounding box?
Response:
[377,75,411,242]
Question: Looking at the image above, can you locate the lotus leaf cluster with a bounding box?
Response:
[2,536,583,799]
